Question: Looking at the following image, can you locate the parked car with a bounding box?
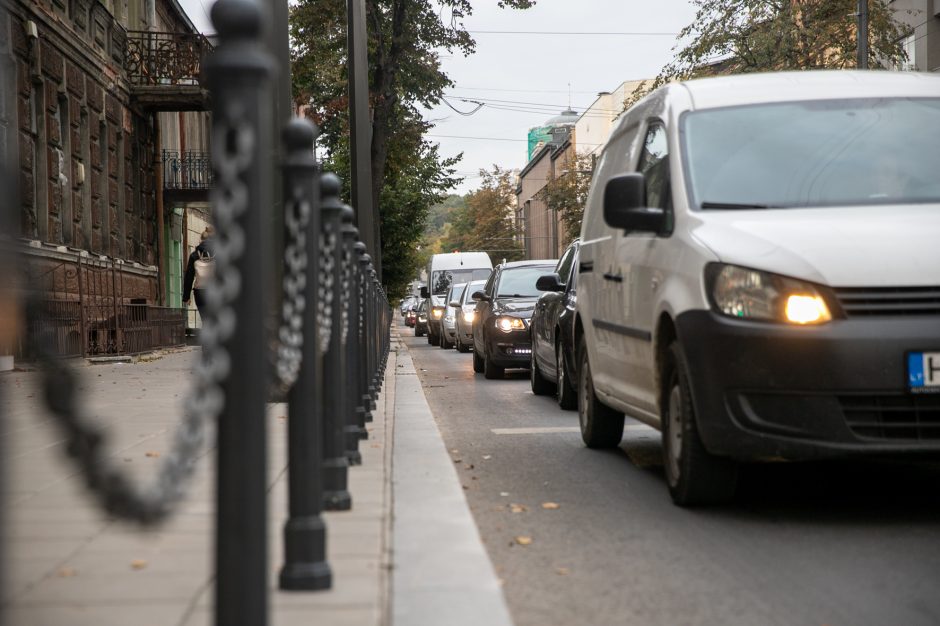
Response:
[471,259,557,379]
[422,252,493,346]
[400,295,418,317]
[575,70,940,506]
[404,306,417,328]
[453,279,487,353]
[414,299,429,337]
[440,282,467,349]
[530,240,580,409]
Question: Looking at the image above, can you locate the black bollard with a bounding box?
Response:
[278,120,331,591]
[205,0,276,622]
[360,256,376,417]
[319,174,352,511]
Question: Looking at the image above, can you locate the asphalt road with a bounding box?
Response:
[400,321,940,626]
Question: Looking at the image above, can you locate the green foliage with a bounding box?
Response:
[536,153,594,242]
[290,0,535,299]
[633,0,910,103]
[441,167,524,262]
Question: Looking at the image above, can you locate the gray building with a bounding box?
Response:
[890,0,940,72]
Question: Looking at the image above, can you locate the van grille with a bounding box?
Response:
[841,393,940,441]
[833,286,940,317]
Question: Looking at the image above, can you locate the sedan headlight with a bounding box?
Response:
[495,316,526,333]
[431,306,445,319]
[462,310,476,323]
[708,264,832,325]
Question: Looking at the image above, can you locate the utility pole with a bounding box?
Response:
[346,0,377,275]
[857,0,869,69]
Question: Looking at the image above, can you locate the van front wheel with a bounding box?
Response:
[662,342,738,506]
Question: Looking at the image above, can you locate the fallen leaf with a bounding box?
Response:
[499,492,510,497]
[130,559,148,570]
[541,502,560,510]
[462,485,470,490]
[451,448,459,454]
[510,503,528,514]
[57,567,77,577]
[555,567,570,576]
[482,455,492,460]
[453,459,462,464]
[145,451,160,458]
[515,536,532,546]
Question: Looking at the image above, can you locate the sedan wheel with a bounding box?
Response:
[577,339,624,448]
[555,343,577,410]
[530,350,554,395]
[483,346,504,380]
[661,342,738,506]
[472,345,484,373]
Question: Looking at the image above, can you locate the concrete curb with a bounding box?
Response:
[391,335,514,626]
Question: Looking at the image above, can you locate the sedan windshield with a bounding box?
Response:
[681,98,940,209]
[497,266,555,298]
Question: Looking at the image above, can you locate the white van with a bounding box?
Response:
[576,71,940,506]
[421,252,493,346]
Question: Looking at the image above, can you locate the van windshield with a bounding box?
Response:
[431,269,492,295]
[681,98,940,209]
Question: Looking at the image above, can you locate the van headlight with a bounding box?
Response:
[496,316,526,332]
[707,264,833,325]
[431,306,445,320]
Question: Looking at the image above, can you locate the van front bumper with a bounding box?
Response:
[675,310,940,461]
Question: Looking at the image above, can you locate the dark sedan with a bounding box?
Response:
[414,299,429,337]
[529,241,579,409]
[471,259,556,380]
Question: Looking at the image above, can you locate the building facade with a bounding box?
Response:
[890,0,940,72]
[1,0,211,357]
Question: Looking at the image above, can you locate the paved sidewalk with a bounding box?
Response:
[0,324,511,625]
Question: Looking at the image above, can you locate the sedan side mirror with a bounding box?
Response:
[535,273,564,292]
[471,290,490,302]
[449,300,461,308]
[420,286,429,298]
[603,173,667,234]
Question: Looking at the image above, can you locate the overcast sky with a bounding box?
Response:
[178,0,698,194]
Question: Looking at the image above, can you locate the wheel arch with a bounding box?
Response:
[654,312,678,416]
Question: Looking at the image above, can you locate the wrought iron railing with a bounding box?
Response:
[126,31,212,87]
[163,150,213,190]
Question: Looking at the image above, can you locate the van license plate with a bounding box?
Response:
[908,352,940,393]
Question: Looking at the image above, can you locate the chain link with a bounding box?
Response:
[317,224,335,354]
[271,183,309,391]
[30,101,251,525]
[340,245,351,345]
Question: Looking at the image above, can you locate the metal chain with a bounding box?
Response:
[31,101,251,526]
[271,183,309,391]
[317,224,335,355]
[340,245,351,346]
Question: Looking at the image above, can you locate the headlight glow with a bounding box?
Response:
[431,307,444,319]
[710,264,833,325]
[785,294,831,324]
[496,316,526,333]
[463,310,475,323]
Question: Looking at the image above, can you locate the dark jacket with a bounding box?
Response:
[183,240,214,302]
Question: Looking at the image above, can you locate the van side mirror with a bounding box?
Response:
[535,273,564,292]
[420,286,429,298]
[603,173,666,233]
[471,290,490,302]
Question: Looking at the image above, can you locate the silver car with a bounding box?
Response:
[453,279,487,353]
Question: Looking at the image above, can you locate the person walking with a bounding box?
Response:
[183,226,215,319]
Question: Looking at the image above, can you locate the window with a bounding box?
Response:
[637,123,669,210]
[555,245,576,286]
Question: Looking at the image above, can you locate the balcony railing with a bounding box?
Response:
[126,31,212,87]
[163,150,213,190]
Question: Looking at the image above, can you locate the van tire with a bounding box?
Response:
[577,339,624,448]
[662,342,738,506]
[472,346,484,373]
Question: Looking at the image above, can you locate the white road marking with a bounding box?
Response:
[490,425,653,435]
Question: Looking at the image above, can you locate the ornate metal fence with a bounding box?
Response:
[163,150,213,190]
[126,31,213,86]
[21,257,185,358]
